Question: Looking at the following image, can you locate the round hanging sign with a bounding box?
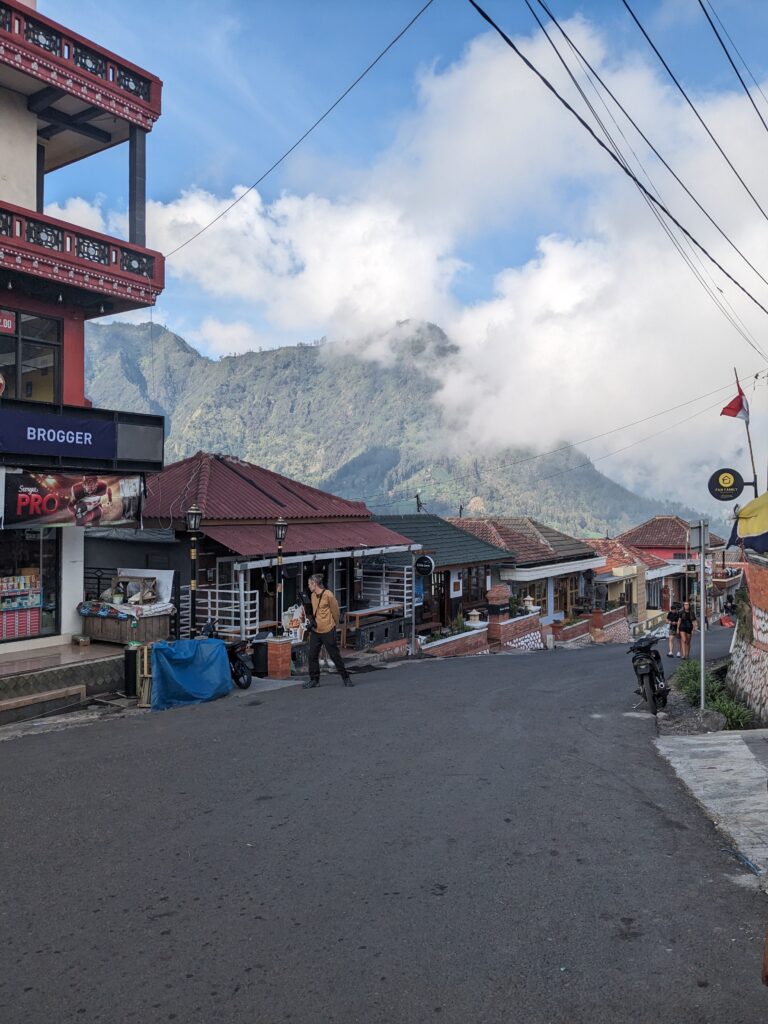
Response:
[414,554,435,576]
[707,467,744,502]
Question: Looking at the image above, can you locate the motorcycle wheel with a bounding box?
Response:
[641,673,657,716]
[232,659,252,690]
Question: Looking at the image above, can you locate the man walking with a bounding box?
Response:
[303,574,354,689]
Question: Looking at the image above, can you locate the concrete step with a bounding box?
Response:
[0,684,86,726]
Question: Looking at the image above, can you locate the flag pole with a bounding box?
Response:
[734,367,758,497]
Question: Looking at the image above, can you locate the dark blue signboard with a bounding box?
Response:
[0,408,116,461]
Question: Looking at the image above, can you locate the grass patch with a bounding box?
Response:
[673,659,753,730]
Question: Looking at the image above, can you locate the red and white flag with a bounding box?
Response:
[720,383,750,424]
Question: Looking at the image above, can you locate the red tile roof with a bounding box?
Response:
[447,517,598,566]
[144,452,370,524]
[617,516,725,550]
[202,521,414,558]
[589,538,668,573]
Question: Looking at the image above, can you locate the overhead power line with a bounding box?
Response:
[531,0,768,295]
[465,0,768,356]
[524,0,768,359]
[697,0,768,140]
[621,0,768,225]
[703,0,768,112]
[165,0,436,259]
[358,369,765,507]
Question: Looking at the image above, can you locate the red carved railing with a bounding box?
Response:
[0,0,161,130]
[0,199,164,311]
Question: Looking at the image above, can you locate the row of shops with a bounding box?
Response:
[0,444,740,663]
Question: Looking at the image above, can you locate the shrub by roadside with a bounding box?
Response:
[673,659,753,730]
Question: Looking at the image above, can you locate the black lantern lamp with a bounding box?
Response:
[186,502,202,637]
[274,517,288,635]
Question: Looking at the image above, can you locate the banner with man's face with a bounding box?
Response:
[3,471,142,528]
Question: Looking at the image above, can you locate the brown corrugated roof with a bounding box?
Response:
[202,521,414,558]
[143,452,370,524]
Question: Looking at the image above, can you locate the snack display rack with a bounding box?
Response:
[0,575,42,640]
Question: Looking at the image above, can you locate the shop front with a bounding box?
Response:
[0,402,164,652]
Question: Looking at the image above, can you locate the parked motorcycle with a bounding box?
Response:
[200,619,252,690]
[627,634,668,715]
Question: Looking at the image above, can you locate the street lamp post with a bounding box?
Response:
[274,517,288,635]
[185,502,202,638]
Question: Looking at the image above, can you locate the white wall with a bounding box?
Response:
[60,527,85,638]
[0,90,38,208]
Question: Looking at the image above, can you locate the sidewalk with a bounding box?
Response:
[656,730,768,877]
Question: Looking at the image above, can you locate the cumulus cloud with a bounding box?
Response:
[64,17,768,507]
[190,317,278,356]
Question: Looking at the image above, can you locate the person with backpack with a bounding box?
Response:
[678,600,697,659]
[666,603,681,658]
[302,574,354,689]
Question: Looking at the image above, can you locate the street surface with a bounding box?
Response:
[1,633,767,1024]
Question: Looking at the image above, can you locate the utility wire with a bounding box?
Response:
[465,0,768,353]
[165,0,436,259]
[367,393,730,508]
[532,0,768,296]
[697,0,768,139]
[621,0,768,225]
[358,370,765,507]
[703,0,768,111]
[530,396,727,486]
[527,0,768,359]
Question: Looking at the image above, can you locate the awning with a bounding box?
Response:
[201,521,417,558]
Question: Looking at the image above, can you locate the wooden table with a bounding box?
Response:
[342,604,404,647]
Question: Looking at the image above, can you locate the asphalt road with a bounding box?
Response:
[1,631,766,1024]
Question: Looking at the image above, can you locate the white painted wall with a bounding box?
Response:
[0,90,38,208]
[60,527,85,638]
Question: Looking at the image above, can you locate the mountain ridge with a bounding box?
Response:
[84,321,717,536]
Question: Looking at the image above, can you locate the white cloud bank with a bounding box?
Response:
[66,17,768,508]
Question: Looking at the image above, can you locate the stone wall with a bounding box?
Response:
[421,628,490,658]
[727,635,768,725]
[726,554,768,725]
[488,613,544,651]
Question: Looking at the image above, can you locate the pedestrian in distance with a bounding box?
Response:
[678,600,697,659]
[666,602,681,658]
[302,574,354,689]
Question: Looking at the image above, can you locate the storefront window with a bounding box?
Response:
[0,311,60,402]
[21,341,56,402]
[0,528,59,641]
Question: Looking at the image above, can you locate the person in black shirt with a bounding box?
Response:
[666,603,681,657]
[678,600,697,659]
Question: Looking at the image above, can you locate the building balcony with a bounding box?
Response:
[0,0,161,172]
[0,199,164,316]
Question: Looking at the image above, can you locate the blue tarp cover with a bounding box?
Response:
[151,638,233,711]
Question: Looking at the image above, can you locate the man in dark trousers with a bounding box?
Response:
[303,573,353,689]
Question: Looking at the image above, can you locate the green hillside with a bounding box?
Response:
[84,321,712,536]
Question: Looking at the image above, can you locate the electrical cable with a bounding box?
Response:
[465,0,768,352]
[531,0,768,296]
[358,369,766,507]
[526,0,768,359]
[697,0,768,139]
[164,0,436,259]
[703,0,768,112]
[621,0,768,225]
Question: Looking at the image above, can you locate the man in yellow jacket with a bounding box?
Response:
[303,574,354,689]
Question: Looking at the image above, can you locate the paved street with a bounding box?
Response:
[1,638,767,1024]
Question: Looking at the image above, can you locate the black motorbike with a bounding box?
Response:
[627,634,668,715]
[200,619,252,690]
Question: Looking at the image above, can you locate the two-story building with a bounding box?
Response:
[0,0,164,653]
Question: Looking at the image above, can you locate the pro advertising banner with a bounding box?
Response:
[3,471,142,528]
